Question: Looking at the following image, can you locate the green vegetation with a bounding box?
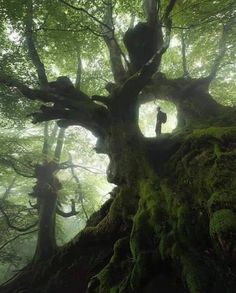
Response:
[0,0,235,292]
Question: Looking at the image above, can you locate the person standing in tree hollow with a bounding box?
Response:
[155,106,167,136]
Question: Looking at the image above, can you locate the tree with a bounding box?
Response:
[0,0,236,292]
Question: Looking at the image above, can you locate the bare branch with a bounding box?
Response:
[25,0,48,88]
[59,161,105,174]
[38,25,107,37]
[0,156,34,178]
[208,24,230,80]
[58,0,112,32]
[56,199,79,218]
[181,30,190,78]
[0,229,38,251]
[75,53,82,90]
[29,200,39,209]
[0,205,38,232]
[68,154,89,220]
[1,177,17,200]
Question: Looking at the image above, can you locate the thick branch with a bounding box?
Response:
[144,0,158,25]
[121,51,169,97]
[162,0,177,22]
[160,0,177,53]
[181,30,190,78]
[32,105,108,138]
[25,0,48,88]
[208,24,229,80]
[0,74,110,137]
[102,2,127,83]
[0,73,59,103]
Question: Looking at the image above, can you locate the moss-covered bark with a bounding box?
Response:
[1,124,235,293]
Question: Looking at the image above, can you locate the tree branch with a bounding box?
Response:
[1,177,17,200]
[0,229,38,251]
[0,205,38,232]
[162,0,177,22]
[208,24,230,81]
[58,0,112,31]
[0,156,34,178]
[56,199,79,218]
[144,0,158,25]
[68,154,89,220]
[25,0,48,88]
[160,0,177,54]
[53,127,65,163]
[181,30,190,78]
[59,162,105,174]
[102,2,127,83]
[32,105,108,138]
[42,122,49,161]
[75,53,82,90]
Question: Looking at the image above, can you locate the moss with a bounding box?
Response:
[181,254,212,293]
[159,231,175,260]
[188,126,236,141]
[207,191,236,214]
[130,209,156,258]
[130,252,160,292]
[176,205,196,245]
[209,209,236,236]
[95,237,132,292]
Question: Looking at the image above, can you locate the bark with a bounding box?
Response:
[32,161,60,262]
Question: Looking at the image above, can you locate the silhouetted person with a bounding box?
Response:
[155,106,167,136]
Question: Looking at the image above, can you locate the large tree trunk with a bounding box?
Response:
[1,79,236,293]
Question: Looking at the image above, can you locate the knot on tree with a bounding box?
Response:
[31,162,62,198]
[123,22,161,73]
[48,76,91,109]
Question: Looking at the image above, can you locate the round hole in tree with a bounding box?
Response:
[139,100,177,137]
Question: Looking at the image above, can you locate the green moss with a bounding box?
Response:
[130,252,160,292]
[96,237,132,292]
[208,191,236,214]
[181,254,212,293]
[130,209,156,258]
[159,231,175,260]
[177,206,196,245]
[188,126,236,140]
[209,209,236,236]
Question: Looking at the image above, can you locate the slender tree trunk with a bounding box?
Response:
[34,189,57,262]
